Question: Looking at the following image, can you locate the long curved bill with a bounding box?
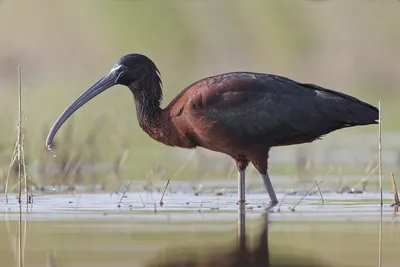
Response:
[46,72,117,149]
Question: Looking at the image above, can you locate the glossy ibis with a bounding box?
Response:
[46,53,379,206]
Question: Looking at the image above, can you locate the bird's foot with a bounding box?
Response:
[236,201,247,205]
[265,200,278,212]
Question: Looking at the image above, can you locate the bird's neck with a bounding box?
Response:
[129,80,177,147]
[134,96,163,127]
[130,80,164,127]
[129,78,195,149]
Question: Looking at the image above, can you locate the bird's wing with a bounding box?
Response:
[198,74,377,142]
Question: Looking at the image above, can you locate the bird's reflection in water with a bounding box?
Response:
[146,205,334,267]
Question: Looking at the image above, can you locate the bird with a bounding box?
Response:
[46,53,379,207]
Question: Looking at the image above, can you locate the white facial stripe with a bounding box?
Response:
[110,64,122,73]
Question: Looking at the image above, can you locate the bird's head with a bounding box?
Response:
[45,53,161,150]
[111,53,160,87]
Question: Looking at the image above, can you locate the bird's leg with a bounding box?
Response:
[251,157,279,207]
[235,159,249,205]
[234,159,248,252]
[238,168,246,205]
[261,171,278,206]
[237,187,247,252]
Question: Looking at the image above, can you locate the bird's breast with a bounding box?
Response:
[139,119,197,149]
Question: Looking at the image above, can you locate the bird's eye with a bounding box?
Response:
[119,65,127,72]
[110,64,123,74]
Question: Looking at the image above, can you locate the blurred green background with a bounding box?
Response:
[0,0,399,190]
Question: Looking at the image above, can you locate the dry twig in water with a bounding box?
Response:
[5,65,29,205]
[277,177,297,212]
[159,178,171,207]
[378,100,383,206]
[377,100,383,267]
[117,181,132,208]
[291,181,324,212]
[131,185,146,208]
[315,180,324,205]
[390,173,399,205]
[390,173,399,240]
[157,151,196,206]
[351,164,378,191]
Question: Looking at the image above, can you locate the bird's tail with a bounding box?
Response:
[317,95,379,127]
[340,99,379,126]
[303,82,379,126]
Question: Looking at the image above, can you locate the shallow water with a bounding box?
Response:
[0,189,397,222]
[0,184,399,267]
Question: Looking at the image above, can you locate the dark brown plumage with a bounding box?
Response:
[46,53,379,205]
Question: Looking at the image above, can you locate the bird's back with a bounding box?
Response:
[184,71,378,125]
[166,72,378,150]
